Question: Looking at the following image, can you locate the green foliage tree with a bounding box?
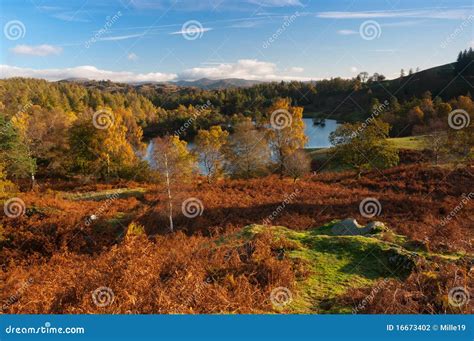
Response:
[0,115,36,179]
[330,120,399,176]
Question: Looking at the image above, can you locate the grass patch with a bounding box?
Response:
[238,223,417,313]
[62,188,146,201]
[388,135,426,150]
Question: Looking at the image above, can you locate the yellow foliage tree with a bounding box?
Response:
[195,125,229,183]
[267,98,308,177]
[152,135,197,232]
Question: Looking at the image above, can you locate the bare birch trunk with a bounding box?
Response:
[164,153,174,232]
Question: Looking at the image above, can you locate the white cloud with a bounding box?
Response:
[10,44,63,57]
[0,60,313,83]
[98,33,145,41]
[337,29,358,35]
[131,0,302,9]
[127,53,139,61]
[289,66,304,73]
[52,11,90,22]
[247,0,302,7]
[350,66,358,73]
[317,8,473,20]
[0,65,177,83]
[179,59,311,81]
[170,27,213,35]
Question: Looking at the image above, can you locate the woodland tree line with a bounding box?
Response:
[0,53,473,188]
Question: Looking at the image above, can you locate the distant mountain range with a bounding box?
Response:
[61,77,263,90]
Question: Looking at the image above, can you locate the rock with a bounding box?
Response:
[366,221,387,233]
[331,218,372,236]
[331,219,388,236]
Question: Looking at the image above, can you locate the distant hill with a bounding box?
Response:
[60,77,263,90]
[173,78,263,89]
[306,62,474,121]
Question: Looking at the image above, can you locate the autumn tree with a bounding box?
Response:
[68,109,138,178]
[445,96,474,163]
[330,119,399,176]
[0,162,15,196]
[283,149,312,182]
[13,105,76,174]
[267,98,308,177]
[0,115,36,180]
[224,118,271,179]
[152,135,197,232]
[195,125,229,183]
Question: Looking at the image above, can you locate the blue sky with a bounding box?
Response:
[1,0,473,82]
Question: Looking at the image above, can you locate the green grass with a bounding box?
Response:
[62,188,146,201]
[236,222,418,313]
[224,221,471,314]
[387,135,426,150]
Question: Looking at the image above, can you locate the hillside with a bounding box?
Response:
[307,62,474,121]
[1,164,472,314]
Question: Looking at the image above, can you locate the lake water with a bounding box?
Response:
[144,118,339,167]
[303,118,339,149]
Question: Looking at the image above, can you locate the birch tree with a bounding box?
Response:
[152,136,197,232]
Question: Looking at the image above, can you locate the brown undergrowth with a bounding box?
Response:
[1,163,472,313]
